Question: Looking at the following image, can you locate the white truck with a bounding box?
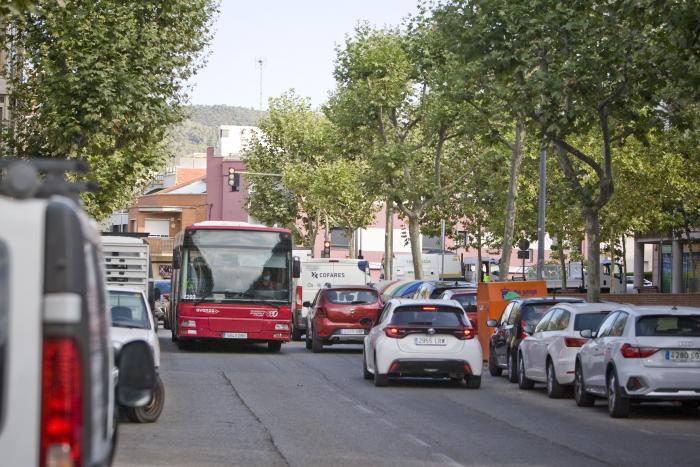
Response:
[291,258,371,340]
[391,252,464,281]
[527,260,625,293]
[101,235,150,294]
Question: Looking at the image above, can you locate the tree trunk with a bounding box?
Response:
[584,209,602,302]
[384,202,393,280]
[499,121,525,281]
[621,235,628,286]
[408,215,423,280]
[559,238,568,289]
[476,226,482,283]
[347,229,354,259]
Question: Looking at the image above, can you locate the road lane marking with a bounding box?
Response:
[355,404,373,414]
[338,394,353,403]
[403,433,430,448]
[379,418,397,429]
[635,428,655,435]
[432,453,463,467]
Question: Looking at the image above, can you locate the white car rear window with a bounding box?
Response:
[636,315,700,337]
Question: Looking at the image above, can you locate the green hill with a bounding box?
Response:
[168,105,265,156]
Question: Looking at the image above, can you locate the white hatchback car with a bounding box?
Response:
[108,287,164,423]
[575,305,700,418]
[362,299,483,388]
[518,303,615,397]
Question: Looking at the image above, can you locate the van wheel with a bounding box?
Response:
[311,327,324,353]
[291,328,303,341]
[488,348,502,376]
[607,370,630,418]
[126,375,164,423]
[268,341,282,352]
[507,351,518,383]
[574,362,595,407]
[517,353,534,389]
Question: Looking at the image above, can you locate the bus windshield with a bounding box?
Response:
[180,229,291,304]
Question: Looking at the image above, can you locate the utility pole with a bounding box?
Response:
[536,140,547,280]
[256,58,264,111]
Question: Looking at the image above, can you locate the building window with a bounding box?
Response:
[330,228,349,248]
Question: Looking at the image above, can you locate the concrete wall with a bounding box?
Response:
[205,146,249,222]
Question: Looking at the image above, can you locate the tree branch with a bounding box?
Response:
[548,134,605,181]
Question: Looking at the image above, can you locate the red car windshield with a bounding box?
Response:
[324,289,377,305]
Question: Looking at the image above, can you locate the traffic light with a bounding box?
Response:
[227,167,240,192]
[322,240,331,258]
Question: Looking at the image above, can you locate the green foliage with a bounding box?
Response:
[1,0,217,218]
[167,105,264,157]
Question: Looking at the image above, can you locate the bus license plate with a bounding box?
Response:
[223,332,248,339]
[666,350,700,361]
[415,336,447,346]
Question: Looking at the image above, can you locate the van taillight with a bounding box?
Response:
[41,337,82,467]
[295,286,303,311]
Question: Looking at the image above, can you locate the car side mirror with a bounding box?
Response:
[486,319,498,327]
[524,324,535,335]
[359,317,373,327]
[116,340,156,408]
[292,256,301,279]
[580,329,595,339]
[302,301,312,308]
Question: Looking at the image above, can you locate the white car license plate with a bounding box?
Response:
[666,350,700,361]
[223,332,248,339]
[415,336,447,346]
[340,329,365,335]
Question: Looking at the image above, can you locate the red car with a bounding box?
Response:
[305,285,382,353]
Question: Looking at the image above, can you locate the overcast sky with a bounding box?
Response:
[188,0,420,110]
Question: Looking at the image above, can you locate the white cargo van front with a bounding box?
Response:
[291,259,370,340]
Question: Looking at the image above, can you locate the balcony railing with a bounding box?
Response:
[146,237,174,256]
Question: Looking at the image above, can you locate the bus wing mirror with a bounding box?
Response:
[292,256,301,279]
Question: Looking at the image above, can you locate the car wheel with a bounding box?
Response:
[373,356,388,387]
[311,325,323,353]
[488,347,503,377]
[546,359,565,399]
[574,362,595,407]
[291,327,303,341]
[507,351,518,383]
[267,341,282,352]
[305,322,312,350]
[362,348,373,380]
[517,353,535,390]
[126,375,165,423]
[607,370,630,418]
[465,374,481,389]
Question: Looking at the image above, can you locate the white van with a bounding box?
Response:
[291,258,371,340]
[392,252,463,281]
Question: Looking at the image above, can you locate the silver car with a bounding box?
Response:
[575,305,700,418]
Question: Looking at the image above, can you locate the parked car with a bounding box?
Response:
[517,303,615,397]
[363,299,483,388]
[486,297,585,383]
[411,280,477,299]
[574,305,700,418]
[108,287,165,423]
[439,288,478,333]
[625,276,653,293]
[0,158,155,467]
[305,285,382,352]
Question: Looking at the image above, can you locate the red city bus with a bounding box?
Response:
[168,221,300,351]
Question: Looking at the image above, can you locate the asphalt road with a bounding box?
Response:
[115,331,700,467]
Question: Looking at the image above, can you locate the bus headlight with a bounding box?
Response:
[181,320,196,327]
[275,323,290,331]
